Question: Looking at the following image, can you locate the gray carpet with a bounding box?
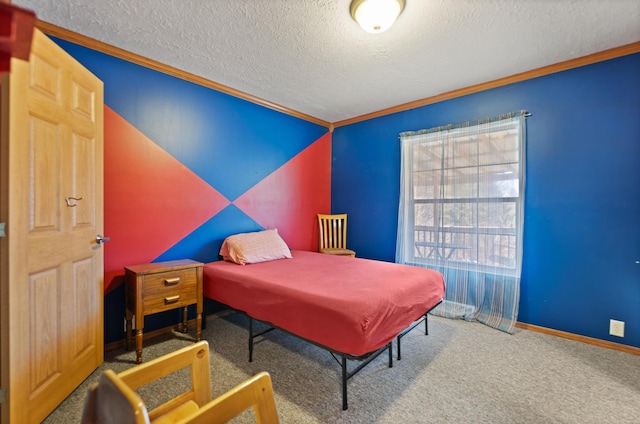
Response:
[44,313,640,423]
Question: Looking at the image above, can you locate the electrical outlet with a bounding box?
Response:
[609,319,625,337]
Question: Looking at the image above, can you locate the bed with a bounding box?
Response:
[203,229,445,409]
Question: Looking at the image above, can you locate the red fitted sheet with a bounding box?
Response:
[203,250,445,356]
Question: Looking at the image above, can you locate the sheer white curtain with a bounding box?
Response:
[396,112,527,333]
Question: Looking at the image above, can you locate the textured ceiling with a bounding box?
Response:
[13,0,640,123]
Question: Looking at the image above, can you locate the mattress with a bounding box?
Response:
[203,250,445,356]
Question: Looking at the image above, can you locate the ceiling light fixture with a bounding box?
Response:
[350,0,406,34]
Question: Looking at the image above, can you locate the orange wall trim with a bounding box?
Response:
[515,322,640,356]
[36,20,639,130]
[35,20,332,129]
[333,41,640,128]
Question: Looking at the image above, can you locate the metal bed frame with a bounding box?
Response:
[245,303,439,410]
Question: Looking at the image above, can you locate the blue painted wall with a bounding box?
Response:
[332,53,640,348]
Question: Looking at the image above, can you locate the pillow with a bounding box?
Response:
[219,229,292,265]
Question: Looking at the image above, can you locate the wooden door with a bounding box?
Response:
[0,29,104,423]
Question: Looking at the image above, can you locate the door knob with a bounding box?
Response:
[65,196,84,207]
[96,234,111,244]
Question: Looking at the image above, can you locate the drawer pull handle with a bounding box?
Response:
[164,277,180,286]
[164,295,180,304]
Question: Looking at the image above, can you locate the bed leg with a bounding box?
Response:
[425,313,429,335]
[342,355,348,410]
[397,336,402,360]
[249,317,254,362]
[388,342,393,368]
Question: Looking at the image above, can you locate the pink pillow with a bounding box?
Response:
[219,229,292,265]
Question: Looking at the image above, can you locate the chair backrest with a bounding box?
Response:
[81,341,279,424]
[179,371,279,424]
[81,341,210,424]
[318,213,349,251]
[117,340,212,420]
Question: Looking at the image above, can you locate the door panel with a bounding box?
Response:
[30,115,62,231]
[72,133,96,227]
[29,267,60,393]
[1,29,104,423]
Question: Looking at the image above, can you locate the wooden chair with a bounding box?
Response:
[317,213,356,257]
[81,341,279,424]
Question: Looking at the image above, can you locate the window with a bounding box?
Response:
[397,113,526,276]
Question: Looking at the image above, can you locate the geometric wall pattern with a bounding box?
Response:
[103,106,230,292]
[104,106,331,293]
[234,132,332,251]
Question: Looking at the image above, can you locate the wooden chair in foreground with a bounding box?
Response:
[317,213,356,257]
[81,340,279,424]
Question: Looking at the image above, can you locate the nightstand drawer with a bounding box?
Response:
[142,269,197,314]
[143,268,197,296]
[143,284,197,314]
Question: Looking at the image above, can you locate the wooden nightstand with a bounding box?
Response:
[124,259,203,363]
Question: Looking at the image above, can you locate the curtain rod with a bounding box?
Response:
[400,110,531,138]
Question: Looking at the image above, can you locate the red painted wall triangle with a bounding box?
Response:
[234,132,332,251]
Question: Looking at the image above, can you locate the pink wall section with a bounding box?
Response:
[234,132,332,252]
[103,106,332,293]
